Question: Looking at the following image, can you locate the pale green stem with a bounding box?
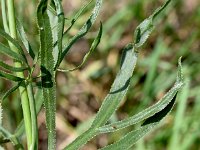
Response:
[6,0,32,148]
[1,0,10,34]
[27,82,38,150]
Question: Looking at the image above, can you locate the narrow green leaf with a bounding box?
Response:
[101,93,177,150]
[16,19,35,60]
[100,123,158,150]
[0,43,26,63]
[48,0,65,69]
[37,0,56,149]
[0,30,27,63]
[98,59,183,133]
[1,81,22,101]
[63,0,92,36]
[65,44,138,150]
[0,70,24,82]
[0,61,28,72]
[58,22,102,72]
[99,58,183,150]
[134,0,171,48]
[59,0,103,67]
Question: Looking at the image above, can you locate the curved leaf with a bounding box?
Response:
[100,94,177,150]
[1,81,22,101]
[63,0,92,36]
[58,22,102,72]
[97,59,183,133]
[65,44,138,150]
[99,58,183,149]
[59,0,103,67]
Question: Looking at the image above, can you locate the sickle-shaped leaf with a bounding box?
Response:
[59,0,103,67]
[37,0,56,149]
[58,22,102,72]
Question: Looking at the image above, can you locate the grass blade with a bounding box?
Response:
[59,0,103,67]
[37,0,56,149]
[58,22,102,72]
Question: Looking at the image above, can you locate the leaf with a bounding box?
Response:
[58,22,103,72]
[63,0,92,36]
[16,19,36,60]
[1,81,22,101]
[59,0,103,67]
[0,43,26,63]
[37,0,56,149]
[99,58,183,150]
[97,59,183,133]
[48,0,65,69]
[100,95,176,150]
[134,0,171,48]
[65,44,138,150]
[0,61,28,72]
[0,70,24,82]
[0,30,27,63]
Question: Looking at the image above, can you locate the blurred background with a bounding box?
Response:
[0,0,200,149]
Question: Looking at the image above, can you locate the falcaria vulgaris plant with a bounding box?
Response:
[0,0,184,149]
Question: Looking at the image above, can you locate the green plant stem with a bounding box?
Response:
[6,0,32,148]
[1,0,10,33]
[27,82,38,150]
